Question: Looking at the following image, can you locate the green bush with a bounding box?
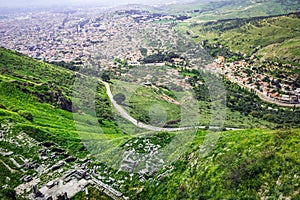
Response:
[113,93,126,105]
[18,110,33,122]
[0,188,16,200]
[0,103,6,109]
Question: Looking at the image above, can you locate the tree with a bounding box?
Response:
[140,48,148,57]
[101,71,110,82]
[0,188,17,200]
[18,110,33,122]
[113,93,126,105]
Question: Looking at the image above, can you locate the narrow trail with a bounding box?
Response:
[100,80,241,132]
[0,159,16,173]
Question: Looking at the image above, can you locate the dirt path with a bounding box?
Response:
[101,80,241,131]
[0,159,16,173]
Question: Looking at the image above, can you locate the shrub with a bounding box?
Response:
[0,188,17,200]
[113,93,126,105]
[0,103,6,109]
[18,110,33,122]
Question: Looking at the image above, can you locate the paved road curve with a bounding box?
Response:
[229,78,300,108]
[203,63,300,108]
[100,80,240,132]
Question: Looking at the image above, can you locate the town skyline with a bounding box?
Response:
[0,0,193,9]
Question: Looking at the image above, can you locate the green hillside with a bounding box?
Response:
[0,48,81,198]
[0,47,80,150]
[0,48,122,198]
[167,0,300,21]
[137,128,300,199]
[176,12,300,66]
[0,47,300,199]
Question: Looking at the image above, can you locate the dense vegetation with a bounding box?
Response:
[0,48,114,197]
[48,60,81,71]
[136,128,300,199]
[182,68,300,128]
[140,51,181,63]
[224,79,300,127]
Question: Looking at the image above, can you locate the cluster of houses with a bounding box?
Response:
[0,6,179,75]
[115,9,175,23]
[214,56,300,105]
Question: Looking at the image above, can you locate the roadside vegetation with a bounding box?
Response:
[181,68,300,128]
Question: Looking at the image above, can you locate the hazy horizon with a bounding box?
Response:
[0,0,195,9]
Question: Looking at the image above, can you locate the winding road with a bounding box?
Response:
[203,64,300,108]
[100,80,240,132]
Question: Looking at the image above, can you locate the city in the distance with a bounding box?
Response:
[0,0,299,199]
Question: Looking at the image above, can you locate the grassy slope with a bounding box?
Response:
[0,81,81,151]
[175,13,300,66]
[0,47,74,95]
[197,0,300,21]
[0,48,127,192]
[0,47,125,142]
[169,0,300,21]
[138,128,300,199]
[111,80,181,125]
[0,47,81,151]
[0,47,299,199]
[213,14,300,65]
[0,48,83,196]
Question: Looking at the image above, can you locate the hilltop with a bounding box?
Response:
[173,10,300,110]
[164,0,300,21]
[176,12,300,66]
